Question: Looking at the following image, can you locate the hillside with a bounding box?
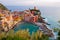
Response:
[0,3,8,10]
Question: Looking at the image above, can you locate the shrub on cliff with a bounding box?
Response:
[0,29,49,40]
[0,3,8,10]
[57,30,60,40]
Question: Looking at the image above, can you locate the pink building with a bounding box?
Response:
[24,13,38,23]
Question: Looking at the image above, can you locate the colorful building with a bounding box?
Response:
[24,11,38,23]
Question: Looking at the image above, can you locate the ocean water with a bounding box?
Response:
[6,6,59,34]
[14,22,39,34]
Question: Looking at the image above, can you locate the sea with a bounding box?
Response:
[6,6,60,38]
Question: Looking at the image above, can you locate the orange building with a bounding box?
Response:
[12,15,19,21]
[30,15,38,23]
[33,15,38,22]
[6,16,10,21]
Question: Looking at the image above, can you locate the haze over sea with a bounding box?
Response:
[6,6,60,28]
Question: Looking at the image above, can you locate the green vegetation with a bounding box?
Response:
[57,30,60,40]
[53,27,60,32]
[0,29,49,40]
[0,3,8,10]
[58,21,60,23]
[31,30,49,40]
[57,20,60,40]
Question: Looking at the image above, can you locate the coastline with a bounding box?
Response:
[7,21,24,32]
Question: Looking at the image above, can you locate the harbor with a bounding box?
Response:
[0,6,54,36]
[0,3,60,40]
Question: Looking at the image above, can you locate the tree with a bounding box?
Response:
[57,30,60,40]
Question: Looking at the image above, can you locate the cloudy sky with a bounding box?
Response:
[0,0,60,7]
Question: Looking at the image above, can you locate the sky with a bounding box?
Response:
[0,0,60,7]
